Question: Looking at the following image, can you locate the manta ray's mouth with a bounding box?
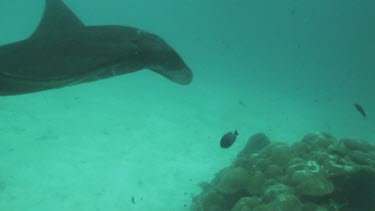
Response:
[150,66,193,85]
[172,67,193,85]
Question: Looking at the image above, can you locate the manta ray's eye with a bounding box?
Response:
[136,29,145,35]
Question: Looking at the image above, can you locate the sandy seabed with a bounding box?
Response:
[0,70,373,211]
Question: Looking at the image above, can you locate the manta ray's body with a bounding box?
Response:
[0,0,193,96]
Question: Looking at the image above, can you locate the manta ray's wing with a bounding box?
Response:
[32,0,85,38]
[0,0,123,82]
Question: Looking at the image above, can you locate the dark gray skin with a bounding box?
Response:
[220,130,239,148]
[0,0,193,96]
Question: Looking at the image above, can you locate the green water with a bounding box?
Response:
[0,0,374,210]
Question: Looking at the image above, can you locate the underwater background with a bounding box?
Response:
[0,0,374,210]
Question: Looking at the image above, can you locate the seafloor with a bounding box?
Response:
[0,77,373,210]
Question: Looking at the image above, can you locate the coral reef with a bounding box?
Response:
[191,132,375,211]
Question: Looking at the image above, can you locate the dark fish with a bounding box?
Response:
[354,103,366,118]
[238,99,246,107]
[131,196,135,204]
[220,130,239,148]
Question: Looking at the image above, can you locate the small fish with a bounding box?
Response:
[238,99,246,107]
[220,130,239,148]
[290,8,296,16]
[354,103,366,118]
[131,196,135,204]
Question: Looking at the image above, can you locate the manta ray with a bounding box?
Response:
[0,0,193,96]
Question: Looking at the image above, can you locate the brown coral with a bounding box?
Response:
[191,132,375,211]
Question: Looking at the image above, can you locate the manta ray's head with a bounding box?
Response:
[135,30,193,85]
[95,26,193,85]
